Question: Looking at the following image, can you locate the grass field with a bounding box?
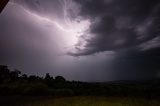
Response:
[3,96,160,106]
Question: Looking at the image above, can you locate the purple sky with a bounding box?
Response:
[0,0,160,81]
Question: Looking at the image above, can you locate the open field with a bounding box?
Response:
[1,96,160,106]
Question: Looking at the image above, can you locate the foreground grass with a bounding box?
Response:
[5,96,159,106]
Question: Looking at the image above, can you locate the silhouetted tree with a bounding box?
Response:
[45,73,53,81]
[10,69,21,81]
[45,73,54,87]
[21,74,28,80]
[0,65,10,83]
[55,76,66,82]
[28,75,39,81]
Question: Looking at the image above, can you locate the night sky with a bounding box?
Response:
[0,0,160,81]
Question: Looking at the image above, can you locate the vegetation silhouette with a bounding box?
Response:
[0,65,160,98]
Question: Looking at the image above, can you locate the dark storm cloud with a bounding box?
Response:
[69,0,160,80]
[72,0,160,55]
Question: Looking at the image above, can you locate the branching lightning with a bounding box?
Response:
[59,0,72,27]
[9,0,90,52]
[9,1,74,33]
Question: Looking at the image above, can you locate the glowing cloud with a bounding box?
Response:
[9,1,90,53]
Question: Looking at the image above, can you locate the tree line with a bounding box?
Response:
[1,65,160,98]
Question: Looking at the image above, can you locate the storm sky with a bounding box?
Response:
[0,0,160,81]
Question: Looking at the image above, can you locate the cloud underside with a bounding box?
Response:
[69,0,160,56]
[68,0,160,79]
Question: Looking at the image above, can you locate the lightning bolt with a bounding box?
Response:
[9,1,74,33]
[59,0,72,27]
[9,1,90,52]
